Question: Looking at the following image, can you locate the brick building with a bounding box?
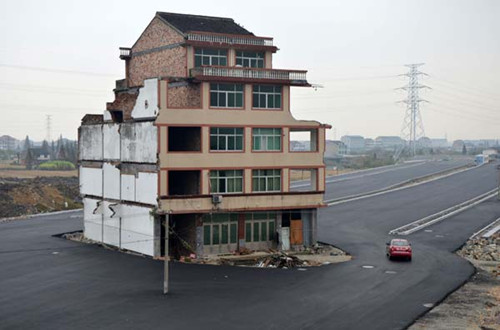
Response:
[79,12,329,258]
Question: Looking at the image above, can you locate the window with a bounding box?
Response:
[210,127,243,151]
[168,127,201,152]
[210,83,244,108]
[245,212,276,243]
[195,48,227,67]
[203,214,238,246]
[252,169,281,192]
[210,170,243,194]
[252,128,281,151]
[289,128,318,152]
[253,85,282,109]
[236,51,264,68]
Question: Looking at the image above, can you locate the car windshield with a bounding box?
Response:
[392,240,409,246]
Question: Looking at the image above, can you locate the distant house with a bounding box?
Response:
[341,135,365,154]
[417,137,432,148]
[430,138,448,148]
[325,140,347,158]
[452,140,465,153]
[0,135,19,151]
[375,136,405,150]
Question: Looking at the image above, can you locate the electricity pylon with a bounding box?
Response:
[394,63,430,160]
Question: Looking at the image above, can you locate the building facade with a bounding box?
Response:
[79,12,329,258]
[340,135,365,154]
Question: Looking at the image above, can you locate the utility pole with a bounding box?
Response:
[163,214,169,294]
[394,64,430,160]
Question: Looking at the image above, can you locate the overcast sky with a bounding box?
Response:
[1,0,499,142]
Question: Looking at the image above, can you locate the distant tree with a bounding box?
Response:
[41,140,50,154]
[24,148,34,170]
[462,144,467,155]
[22,135,31,152]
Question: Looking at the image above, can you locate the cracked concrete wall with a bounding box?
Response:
[103,124,120,160]
[79,125,103,160]
[83,198,102,242]
[131,78,159,119]
[121,121,157,163]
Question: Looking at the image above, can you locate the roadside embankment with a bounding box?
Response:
[0,177,81,219]
[410,233,500,330]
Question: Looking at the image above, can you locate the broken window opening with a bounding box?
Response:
[289,169,318,192]
[109,110,123,123]
[289,128,318,152]
[168,171,201,196]
[168,127,201,152]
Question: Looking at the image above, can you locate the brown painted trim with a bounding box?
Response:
[157,204,326,215]
[160,190,324,199]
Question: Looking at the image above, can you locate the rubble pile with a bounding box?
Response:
[255,252,312,268]
[458,233,500,262]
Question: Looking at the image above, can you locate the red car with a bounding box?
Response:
[386,238,412,261]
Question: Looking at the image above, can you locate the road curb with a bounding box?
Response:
[0,208,83,223]
[389,189,498,235]
[326,163,474,206]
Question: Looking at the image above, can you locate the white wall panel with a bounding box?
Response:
[131,78,159,119]
[136,172,157,205]
[80,167,102,197]
[79,125,103,160]
[103,163,120,200]
[103,123,120,160]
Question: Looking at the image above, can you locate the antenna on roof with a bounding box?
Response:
[311,83,324,91]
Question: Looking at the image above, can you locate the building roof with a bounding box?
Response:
[157,12,253,36]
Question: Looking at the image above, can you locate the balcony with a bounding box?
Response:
[190,66,309,86]
[186,32,277,52]
[119,47,131,59]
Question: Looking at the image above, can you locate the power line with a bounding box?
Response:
[0,63,118,77]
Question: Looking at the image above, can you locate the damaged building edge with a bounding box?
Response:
[79,12,329,259]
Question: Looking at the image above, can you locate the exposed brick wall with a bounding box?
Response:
[127,16,187,87]
[167,83,202,108]
[132,17,184,52]
[106,91,138,120]
[128,47,186,87]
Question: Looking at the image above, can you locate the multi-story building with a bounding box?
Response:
[79,12,329,259]
[0,135,18,151]
[375,136,405,151]
[340,135,365,154]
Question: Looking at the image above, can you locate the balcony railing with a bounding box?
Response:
[191,66,308,84]
[186,32,274,47]
[119,47,131,59]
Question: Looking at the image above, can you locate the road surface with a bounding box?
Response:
[0,162,498,329]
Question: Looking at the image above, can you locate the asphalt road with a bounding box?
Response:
[0,162,498,329]
[292,159,472,201]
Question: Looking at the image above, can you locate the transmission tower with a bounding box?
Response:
[45,115,52,142]
[394,63,430,159]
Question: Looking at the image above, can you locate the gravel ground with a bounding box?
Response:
[410,235,500,330]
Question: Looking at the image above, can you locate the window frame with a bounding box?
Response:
[235,50,265,68]
[252,169,282,192]
[252,128,282,152]
[209,83,245,109]
[252,85,282,110]
[244,212,276,243]
[203,214,238,246]
[209,169,244,194]
[194,48,228,67]
[209,127,244,152]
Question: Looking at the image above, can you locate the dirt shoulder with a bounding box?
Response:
[410,234,500,330]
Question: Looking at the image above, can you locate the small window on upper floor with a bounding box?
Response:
[210,127,244,151]
[195,48,228,67]
[236,51,264,68]
[253,85,282,109]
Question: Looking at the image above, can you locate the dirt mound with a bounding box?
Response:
[0,177,81,218]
